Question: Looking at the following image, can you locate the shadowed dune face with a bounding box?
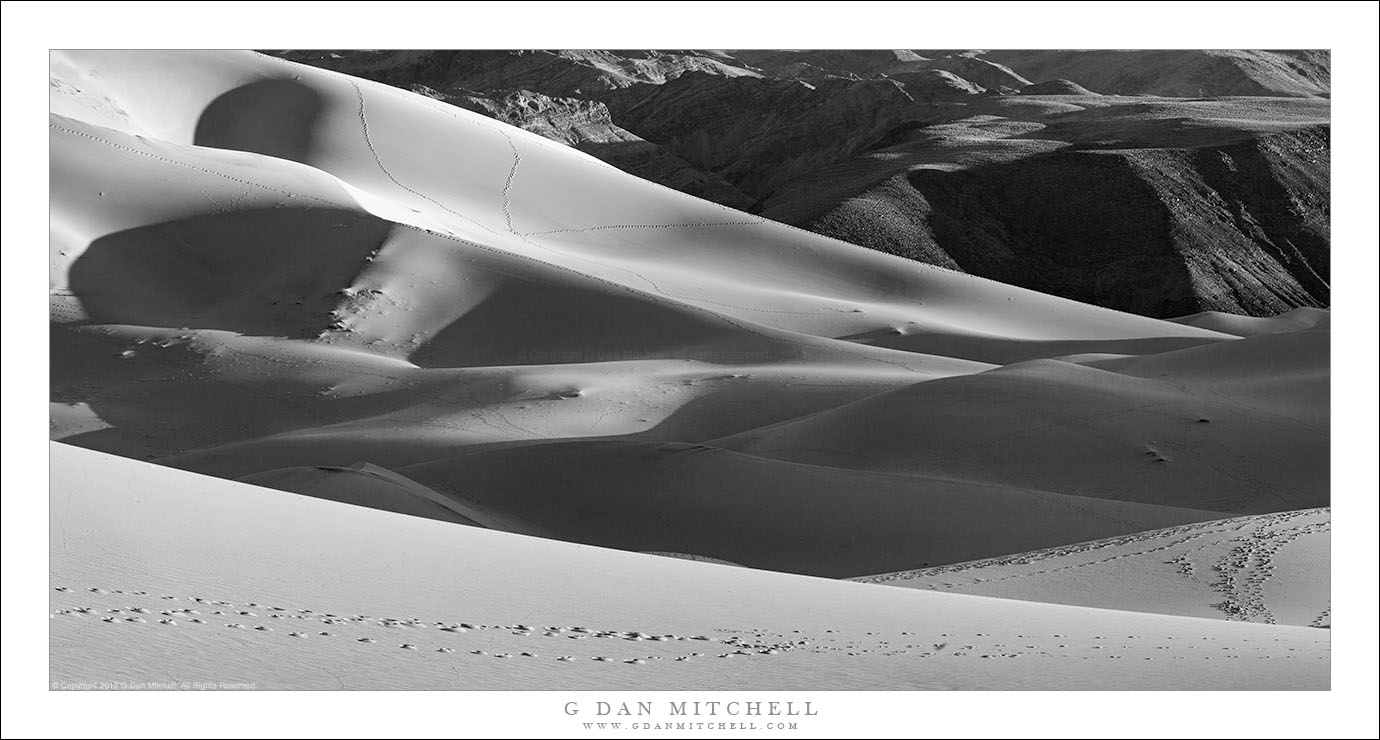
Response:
[396,439,1225,578]
[237,464,484,526]
[409,281,796,369]
[67,208,392,337]
[713,331,1329,516]
[194,78,324,164]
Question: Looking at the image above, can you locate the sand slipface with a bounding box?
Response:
[48,50,1329,691]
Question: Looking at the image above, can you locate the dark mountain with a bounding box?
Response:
[271,49,1330,318]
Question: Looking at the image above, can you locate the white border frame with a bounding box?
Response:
[6,2,1377,737]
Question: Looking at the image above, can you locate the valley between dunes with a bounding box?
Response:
[49,50,1330,689]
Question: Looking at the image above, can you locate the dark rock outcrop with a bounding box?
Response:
[598,73,935,199]
[791,126,1329,317]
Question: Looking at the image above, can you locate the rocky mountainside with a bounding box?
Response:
[273,49,1330,318]
[410,84,753,209]
[974,49,1331,98]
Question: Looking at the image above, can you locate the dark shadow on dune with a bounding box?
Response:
[195,78,323,163]
[410,281,802,369]
[51,320,383,462]
[847,334,1229,366]
[67,208,393,338]
[392,438,1228,578]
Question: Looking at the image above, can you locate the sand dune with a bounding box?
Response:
[283,50,1330,320]
[50,50,1325,554]
[238,463,481,526]
[50,443,1329,690]
[713,330,1328,515]
[48,50,1331,690]
[51,51,1228,346]
[1166,306,1331,337]
[858,509,1330,627]
[394,439,1223,578]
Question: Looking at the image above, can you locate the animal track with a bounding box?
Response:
[854,509,1329,627]
[52,582,1316,670]
[49,123,335,207]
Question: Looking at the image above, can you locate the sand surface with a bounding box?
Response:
[858,509,1330,626]
[47,50,1330,690]
[50,444,1329,690]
